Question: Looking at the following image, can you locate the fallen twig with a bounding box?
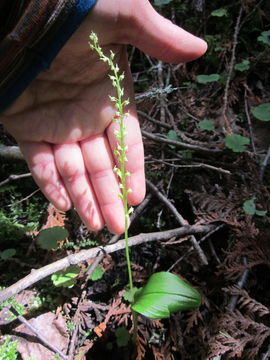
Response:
[227,257,249,312]
[138,110,171,129]
[8,306,68,360]
[142,129,221,153]
[0,224,215,304]
[222,6,243,134]
[0,173,32,187]
[146,179,208,265]
[260,144,270,182]
[146,157,231,175]
[167,224,225,272]
[244,87,256,153]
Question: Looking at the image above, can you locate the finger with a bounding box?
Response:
[129,0,207,63]
[107,111,146,206]
[53,143,105,231]
[80,134,125,234]
[19,141,72,211]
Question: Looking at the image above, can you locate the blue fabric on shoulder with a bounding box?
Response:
[0,0,97,112]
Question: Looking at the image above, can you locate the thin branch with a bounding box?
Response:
[8,306,68,360]
[227,257,249,312]
[239,0,265,29]
[244,87,256,153]
[138,110,171,129]
[260,145,270,182]
[146,158,231,175]
[261,343,270,360]
[142,129,221,153]
[167,224,225,272]
[0,173,32,187]
[146,179,208,265]
[0,224,215,304]
[222,6,243,134]
[8,189,40,207]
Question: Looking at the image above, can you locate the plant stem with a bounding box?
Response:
[89,32,134,292]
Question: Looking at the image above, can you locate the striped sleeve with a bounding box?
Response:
[0,0,97,112]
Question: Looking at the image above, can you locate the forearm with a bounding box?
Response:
[0,0,97,112]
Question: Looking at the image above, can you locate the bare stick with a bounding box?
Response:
[0,173,32,187]
[146,158,231,175]
[244,88,256,153]
[8,306,68,360]
[260,145,270,182]
[167,224,225,272]
[137,110,171,129]
[0,224,215,304]
[222,6,243,134]
[146,179,208,265]
[142,129,221,153]
[7,189,40,207]
[227,257,249,312]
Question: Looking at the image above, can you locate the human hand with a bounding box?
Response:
[0,0,207,234]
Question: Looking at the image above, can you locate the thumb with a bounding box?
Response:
[130,1,207,63]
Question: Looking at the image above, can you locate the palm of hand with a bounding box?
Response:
[2,39,144,234]
[0,0,207,234]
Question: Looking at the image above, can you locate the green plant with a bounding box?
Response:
[196,74,220,84]
[224,134,250,153]
[234,60,250,72]
[115,326,131,347]
[89,32,201,331]
[198,119,215,131]
[154,0,172,5]
[89,266,104,281]
[257,30,270,46]
[0,337,18,360]
[0,288,25,321]
[0,211,26,242]
[211,8,228,17]
[51,265,80,288]
[243,198,267,217]
[90,31,134,295]
[0,248,16,260]
[37,226,68,250]
[132,272,201,318]
[251,103,270,122]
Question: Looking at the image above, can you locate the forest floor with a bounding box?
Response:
[1,1,270,359]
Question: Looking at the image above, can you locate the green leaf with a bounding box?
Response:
[177,150,193,159]
[234,60,250,72]
[243,198,267,216]
[37,226,68,250]
[251,103,270,122]
[257,30,270,46]
[211,8,228,17]
[255,210,267,217]
[0,248,16,260]
[166,130,181,142]
[198,119,215,131]
[123,287,140,303]
[154,0,172,5]
[243,198,256,215]
[224,134,250,152]
[166,130,182,149]
[51,266,80,288]
[196,74,220,84]
[115,326,130,347]
[132,272,201,319]
[89,266,104,281]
